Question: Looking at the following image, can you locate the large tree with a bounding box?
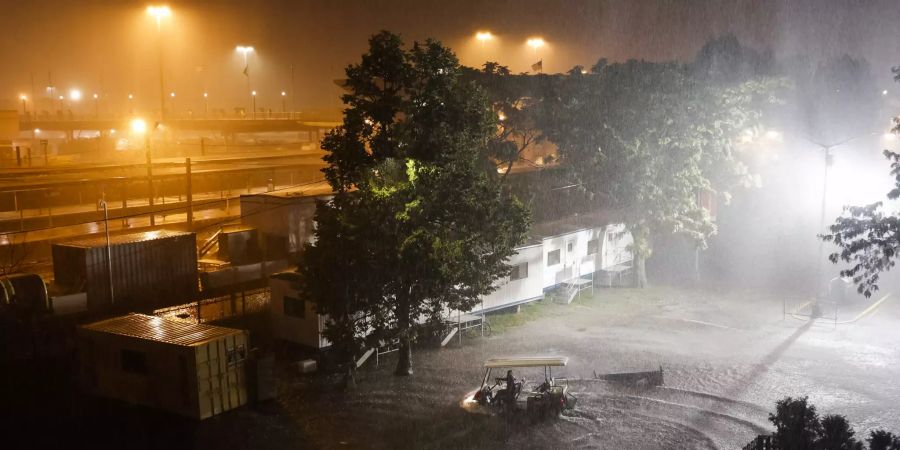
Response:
[541,58,779,286]
[297,32,529,376]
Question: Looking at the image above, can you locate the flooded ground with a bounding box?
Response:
[234,287,900,449]
[7,286,897,449]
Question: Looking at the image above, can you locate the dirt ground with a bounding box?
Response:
[196,286,900,450]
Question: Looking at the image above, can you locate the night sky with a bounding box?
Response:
[3,0,900,114]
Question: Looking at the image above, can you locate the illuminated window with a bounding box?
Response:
[547,249,560,266]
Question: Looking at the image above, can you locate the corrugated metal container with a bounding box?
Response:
[78,313,248,420]
[52,230,198,313]
[217,225,259,264]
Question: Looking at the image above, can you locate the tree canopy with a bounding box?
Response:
[297,31,530,376]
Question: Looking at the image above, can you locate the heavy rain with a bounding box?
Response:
[2,1,900,449]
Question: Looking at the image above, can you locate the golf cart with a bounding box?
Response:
[462,356,577,421]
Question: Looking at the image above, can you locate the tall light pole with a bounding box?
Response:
[147,5,171,121]
[281,91,286,113]
[127,93,134,115]
[203,92,209,116]
[19,94,27,117]
[526,37,546,73]
[251,90,257,119]
[98,196,115,305]
[476,31,493,48]
[169,91,176,117]
[92,93,99,117]
[236,45,254,116]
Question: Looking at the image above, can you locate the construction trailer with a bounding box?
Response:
[269,271,330,349]
[239,181,332,260]
[51,230,198,313]
[77,313,248,420]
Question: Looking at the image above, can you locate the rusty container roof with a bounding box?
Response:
[81,313,243,346]
[55,230,194,249]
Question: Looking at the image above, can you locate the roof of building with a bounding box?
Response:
[80,313,243,346]
[55,229,194,249]
[241,180,334,200]
[527,209,618,243]
[484,356,568,368]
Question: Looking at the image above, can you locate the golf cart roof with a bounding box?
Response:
[484,356,569,368]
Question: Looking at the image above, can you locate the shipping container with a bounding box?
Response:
[78,313,248,420]
[52,230,198,313]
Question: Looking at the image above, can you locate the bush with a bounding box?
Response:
[769,396,822,450]
[818,414,861,450]
[867,430,900,450]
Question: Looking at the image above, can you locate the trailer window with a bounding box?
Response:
[510,262,528,280]
[547,249,560,266]
[121,349,148,374]
[587,238,599,255]
[284,296,306,318]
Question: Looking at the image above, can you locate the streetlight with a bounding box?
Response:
[93,93,99,117]
[236,45,254,115]
[98,196,115,306]
[526,37,545,52]
[147,5,172,121]
[251,90,257,118]
[476,31,493,47]
[19,94,27,116]
[203,92,209,116]
[69,88,82,102]
[169,92,175,115]
[281,91,286,113]
[128,93,134,114]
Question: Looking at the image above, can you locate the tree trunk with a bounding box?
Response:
[630,225,650,288]
[634,253,648,288]
[394,299,413,376]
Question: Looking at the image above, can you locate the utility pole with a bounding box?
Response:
[186,157,193,229]
[99,197,115,306]
[146,141,155,226]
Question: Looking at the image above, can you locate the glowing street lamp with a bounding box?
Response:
[92,93,100,117]
[130,117,148,135]
[281,91,287,113]
[476,31,493,47]
[236,46,255,115]
[19,94,27,115]
[146,5,171,30]
[251,90,257,118]
[203,92,209,115]
[147,5,172,120]
[526,37,545,52]
[69,89,82,101]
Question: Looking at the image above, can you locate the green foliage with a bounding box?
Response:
[537,55,781,285]
[821,150,900,297]
[818,414,862,450]
[297,31,530,374]
[868,430,900,450]
[769,396,822,450]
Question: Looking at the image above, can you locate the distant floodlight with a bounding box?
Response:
[19,94,27,101]
[251,90,257,96]
[146,5,171,18]
[170,92,175,98]
[235,46,254,55]
[526,37,545,50]
[883,90,889,96]
[130,118,148,135]
[203,92,208,98]
[281,91,287,96]
[883,132,898,141]
[93,93,99,99]
[765,130,782,141]
[69,89,82,101]
[476,31,493,43]
[128,93,134,100]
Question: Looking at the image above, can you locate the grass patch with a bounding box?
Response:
[487,297,566,334]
